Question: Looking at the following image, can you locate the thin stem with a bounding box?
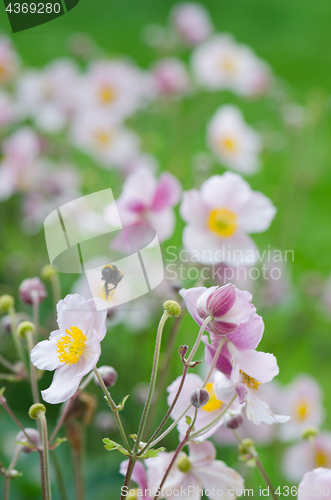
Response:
[9,306,27,371]
[38,411,52,500]
[4,444,22,500]
[50,450,68,500]
[190,394,237,440]
[202,338,225,388]
[93,367,131,452]
[31,291,40,345]
[0,354,17,373]
[26,332,40,404]
[72,450,84,500]
[120,457,136,500]
[50,273,61,310]
[186,316,212,365]
[0,399,37,447]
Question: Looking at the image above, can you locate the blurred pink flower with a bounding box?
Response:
[282,433,331,481]
[207,105,262,175]
[19,277,47,305]
[105,167,181,242]
[180,284,264,350]
[151,58,190,97]
[31,294,107,404]
[16,59,79,133]
[180,172,276,265]
[146,441,244,499]
[170,3,213,46]
[192,34,270,96]
[0,36,20,84]
[0,90,17,128]
[277,374,325,442]
[298,469,331,500]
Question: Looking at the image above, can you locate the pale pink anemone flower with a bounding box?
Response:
[180,172,276,265]
[16,59,79,133]
[0,36,20,84]
[120,461,152,500]
[151,58,190,98]
[209,341,290,425]
[0,127,41,200]
[207,105,262,175]
[31,294,107,404]
[104,166,182,242]
[180,284,264,351]
[170,3,213,46]
[282,433,331,482]
[167,373,231,441]
[298,469,331,500]
[146,441,244,499]
[70,111,140,169]
[191,34,270,97]
[276,374,325,442]
[0,90,17,128]
[75,59,151,121]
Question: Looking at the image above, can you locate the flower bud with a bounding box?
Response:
[176,454,191,473]
[29,403,46,419]
[94,366,117,388]
[302,426,319,440]
[163,300,181,317]
[0,295,14,313]
[7,469,20,478]
[225,412,244,430]
[19,278,47,305]
[40,265,57,281]
[17,321,35,339]
[16,428,40,453]
[190,388,209,408]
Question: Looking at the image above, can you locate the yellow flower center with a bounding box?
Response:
[220,57,236,73]
[127,489,139,500]
[94,131,112,146]
[219,136,237,153]
[316,450,329,468]
[57,326,87,365]
[208,208,237,237]
[295,399,310,422]
[240,370,260,392]
[202,383,224,412]
[99,85,116,104]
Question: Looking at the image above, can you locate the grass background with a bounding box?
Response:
[1,0,331,498]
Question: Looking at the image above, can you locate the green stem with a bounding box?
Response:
[9,306,27,372]
[50,273,61,310]
[50,450,68,500]
[38,411,52,500]
[31,291,39,345]
[186,316,212,365]
[0,354,17,373]
[0,399,37,447]
[202,337,225,387]
[93,367,131,452]
[26,332,40,404]
[4,444,22,500]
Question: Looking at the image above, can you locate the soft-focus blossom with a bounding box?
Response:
[70,111,140,169]
[19,277,47,305]
[75,60,150,121]
[180,284,264,351]
[276,374,325,442]
[105,166,181,242]
[31,294,107,404]
[170,3,213,46]
[211,341,289,425]
[151,58,190,97]
[282,433,331,481]
[191,34,270,96]
[0,36,20,84]
[16,428,40,453]
[16,59,79,133]
[167,373,229,441]
[0,90,16,128]
[207,105,262,174]
[146,441,244,499]
[0,127,41,200]
[180,172,276,265]
[298,468,331,500]
[120,460,151,500]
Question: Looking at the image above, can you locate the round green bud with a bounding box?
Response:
[29,403,46,419]
[239,438,255,455]
[17,321,35,339]
[163,300,181,317]
[0,295,14,314]
[40,265,57,281]
[176,454,191,473]
[302,426,319,440]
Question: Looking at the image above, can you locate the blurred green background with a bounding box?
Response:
[1,0,331,498]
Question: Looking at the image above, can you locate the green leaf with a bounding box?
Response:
[185,415,192,426]
[116,394,130,411]
[140,447,166,459]
[102,438,130,456]
[52,437,67,449]
[129,434,137,442]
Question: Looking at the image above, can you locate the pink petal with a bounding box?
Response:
[205,284,236,317]
[225,314,264,350]
[151,173,181,212]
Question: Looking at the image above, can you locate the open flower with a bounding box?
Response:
[207,105,262,175]
[167,373,231,441]
[31,294,107,404]
[213,343,290,425]
[180,172,276,265]
[180,284,264,351]
[170,3,213,46]
[298,469,331,500]
[151,58,190,97]
[191,34,270,96]
[146,441,244,499]
[105,166,181,242]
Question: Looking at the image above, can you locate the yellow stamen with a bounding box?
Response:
[315,450,328,468]
[240,370,260,392]
[94,131,112,146]
[57,326,87,365]
[99,85,116,104]
[220,57,236,73]
[202,383,224,412]
[208,208,237,237]
[295,399,310,422]
[219,136,237,153]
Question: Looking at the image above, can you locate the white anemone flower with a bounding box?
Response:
[207,105,262,175]
[31,294,107,404]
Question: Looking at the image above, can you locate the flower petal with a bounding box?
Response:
[225,314,264,350]
[151,172,181,211]
[31,337,62,371]
[41,364,83,404]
